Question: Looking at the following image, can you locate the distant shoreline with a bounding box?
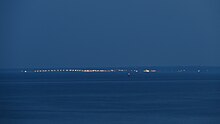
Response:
[1,72,220,82]
[1,66,220,74]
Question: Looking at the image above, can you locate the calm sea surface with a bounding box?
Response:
[0,75,220,124]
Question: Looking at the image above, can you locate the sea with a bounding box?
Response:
[0,73,220,124]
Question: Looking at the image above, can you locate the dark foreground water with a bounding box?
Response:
[0,75,220,124]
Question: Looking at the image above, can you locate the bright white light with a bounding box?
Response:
[144,69,150,72]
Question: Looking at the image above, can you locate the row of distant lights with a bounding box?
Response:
[178,69,201,73]
[32,69,133,73]
[22,69,205,73]
[22,69,152,73]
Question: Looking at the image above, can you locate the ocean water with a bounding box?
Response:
[0,74,220,124]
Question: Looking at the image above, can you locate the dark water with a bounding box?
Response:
[0,77,220,124]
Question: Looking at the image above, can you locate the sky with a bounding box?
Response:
[0,0,220,68]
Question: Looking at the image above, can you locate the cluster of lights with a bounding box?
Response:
[117,69,128,72]
[143,69,157,73]
[177,69,186,72]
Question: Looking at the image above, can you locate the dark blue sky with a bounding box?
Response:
[1,0,220,68]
